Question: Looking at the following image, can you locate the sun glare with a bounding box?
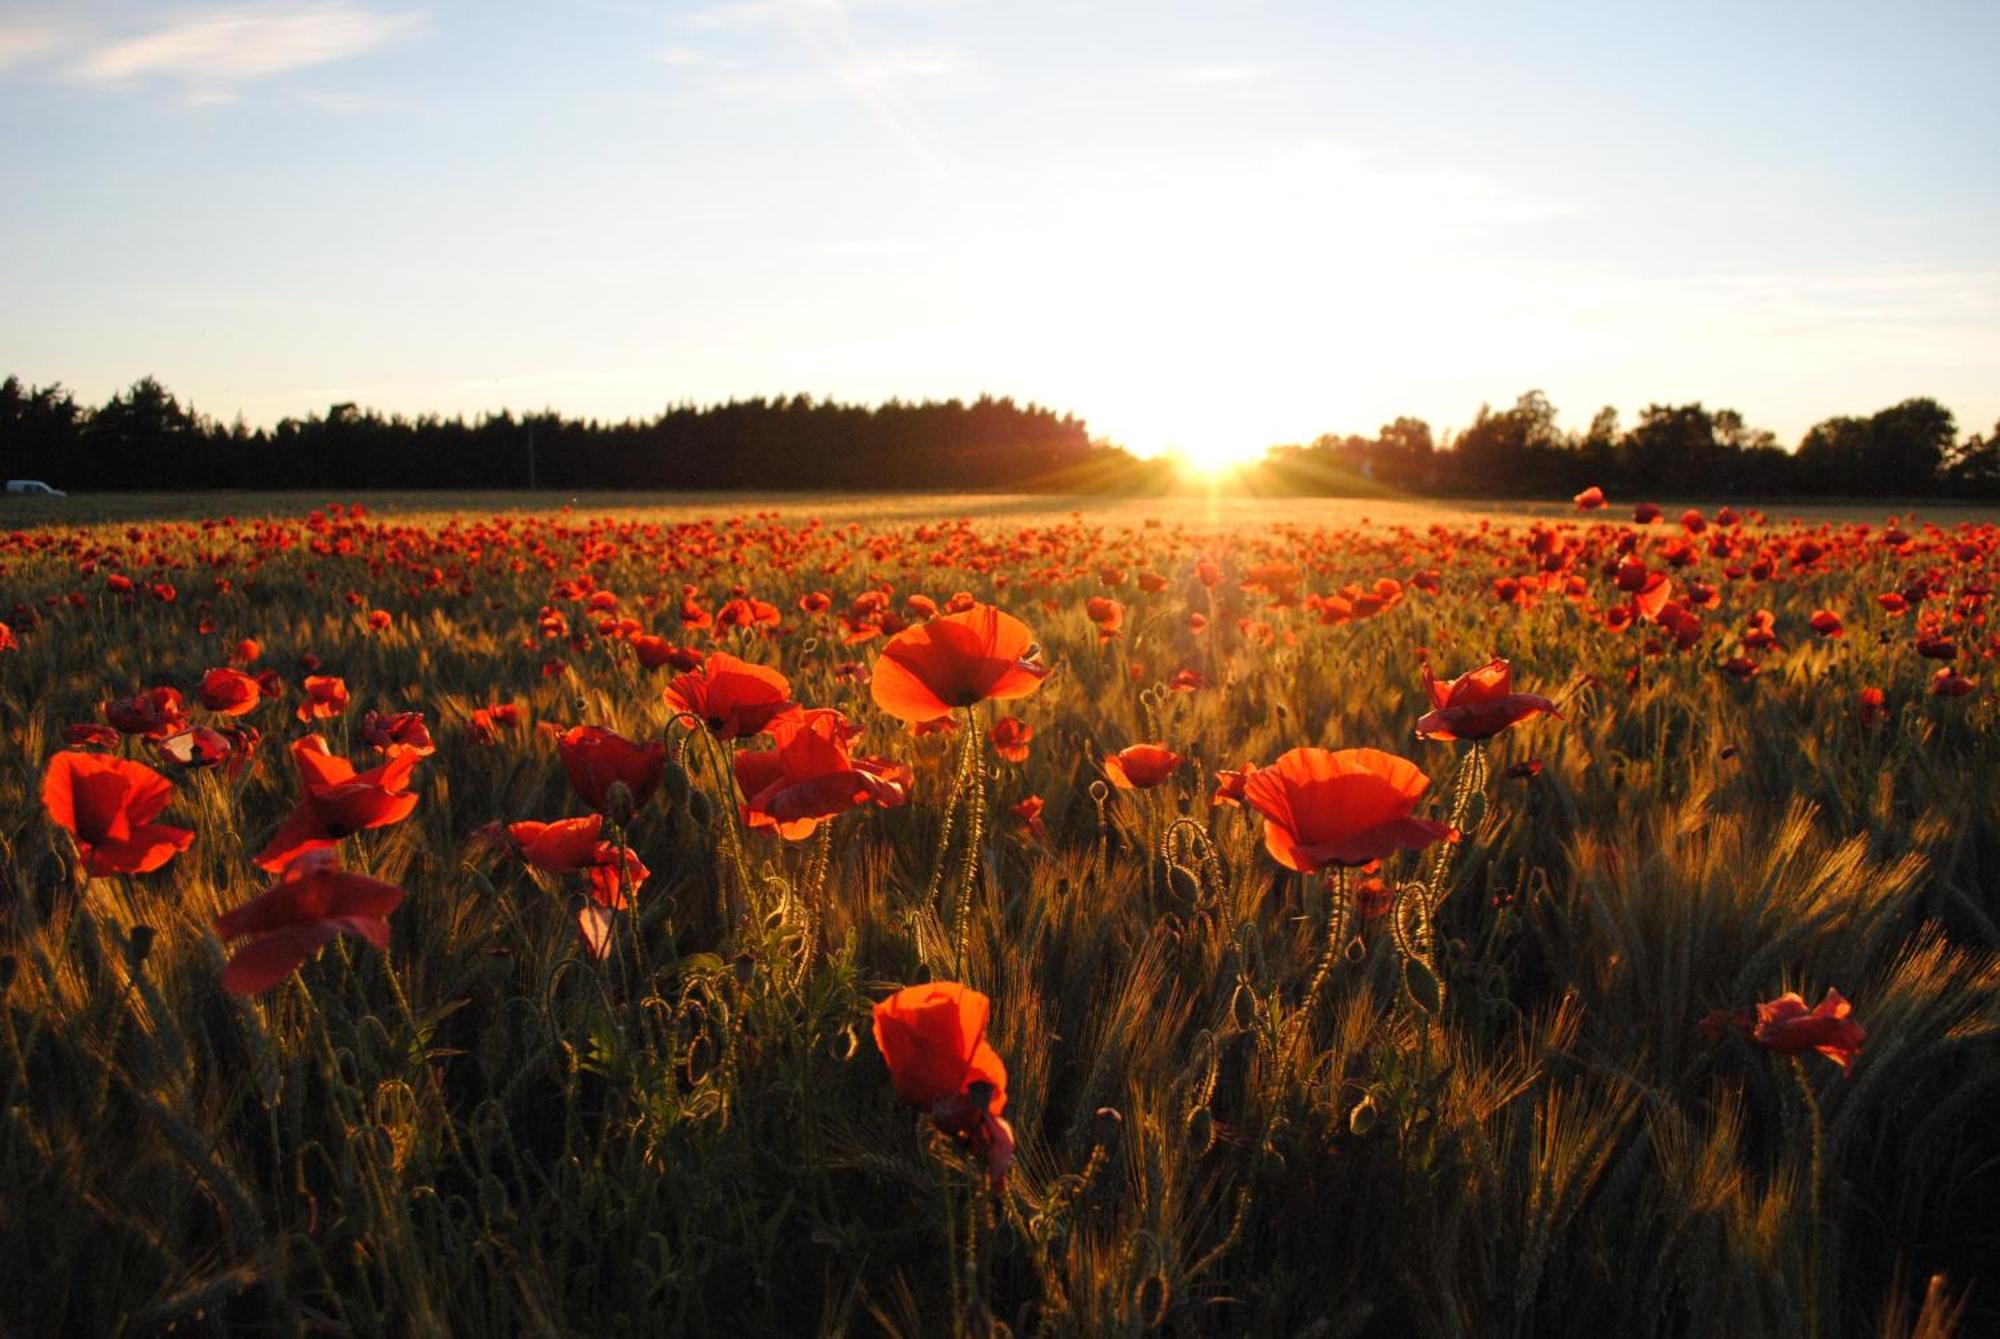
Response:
[1167,438,1263,479]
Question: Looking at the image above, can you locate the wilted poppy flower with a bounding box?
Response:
[196,667,262,716]
[1753,988,1866,1074]
[256,735,421,872]
[558,725,667,816]
[869,603,1047,724]
[42,750,195,876]
[213,851,405,996]
[1242,747,1454,872]
[871,982,1014,1189]
[296,675,350,722]
[733,708,909,840]
[1103,743,1182,790]
[1415,659,1561,741]
[663,651,799,740]
[988,715,1033,763]
[105,686,189,740]
[361,710,436,758]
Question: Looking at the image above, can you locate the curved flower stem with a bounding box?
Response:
[1274,868,1349,1097]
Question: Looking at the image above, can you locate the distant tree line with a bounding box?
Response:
[4,374,1998,497]
[0,376,1122,493]
[1273,390,2000,498]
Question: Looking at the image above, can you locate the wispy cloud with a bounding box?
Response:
[1164,64,1270,86]
[67,3,421,88]
[0,23,62,72]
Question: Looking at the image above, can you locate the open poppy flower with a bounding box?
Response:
[558,725,667,815]
[1753,988,1866,1074]
[196,666,262,716]
[1010,794,1048,843]
[104,686,190,740]
[869,603,1047,723]
[988,715,1033,763]
[296,675,350,722]
[213,851,405,996]
[42,750,195,876]
[1415,658,1561,741]
[662,651,799,740]
[1103,743,1182,789]
[1573,485,1607,510]
[361,710,436,758]
[504,815,606,873]
[1242,747,1454,872]
[255,735,421,871]
[733,708,909,840]
[871,982,1015,1189]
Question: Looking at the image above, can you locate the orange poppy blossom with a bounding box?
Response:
[360,710,436,758]
[213,850,406,996]
[662,651,799,740]
[731,708,910,840]
[1415,658,1561,742]
[557,725,667,815]
[196,666,262,716]
[296,674,350,722]
[256,735,422,872]
[42,750,195,876]
[1211,762,1258,808]
[869,603,1047,724]
[1241,747,1455,872]
[1102,743,1183,790]
[871,982,1015,1189]
[988,715,1033,763]
[1752,989,1866,1074]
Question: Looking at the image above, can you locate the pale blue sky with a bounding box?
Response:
[2,1,1996,463]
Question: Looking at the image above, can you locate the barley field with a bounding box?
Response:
[2,492,1996,1337]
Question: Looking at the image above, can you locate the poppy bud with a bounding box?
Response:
[688,790,714,828]
[731,952,756,989]
[126,924,156,971]
[1093,1106,1124,1142]
[1167,864,1202,908]
[662,758,692,808]
[1184,1105,1214,1154]
[1349,1094,1380,1136]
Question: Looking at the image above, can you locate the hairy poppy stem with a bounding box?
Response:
[1793,1056,1827,1339]
[951,708,987,980]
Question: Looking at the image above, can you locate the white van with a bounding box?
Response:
[5,480,66,497]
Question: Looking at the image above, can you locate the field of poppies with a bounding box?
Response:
[2,491,1996,1337]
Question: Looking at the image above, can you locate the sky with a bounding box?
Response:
[2,0,1997,467]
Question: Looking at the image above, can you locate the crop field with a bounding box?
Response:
[1,491,1997,1336]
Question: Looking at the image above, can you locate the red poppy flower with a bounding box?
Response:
[1808,610,1843,638]
[361,710,436,758]
[1753,989,1866,1074]
[1932,668,1977,697]
[1010,794,1048,843]
[1573,486,1607,510]
[42,750,195,876]
[1086,596,1123,639]
[1103,743,1182,790]
[1211,762,1257,807]
[255,735,421,872]
[1241,747,1454,872]
[105,686,190,740]
[231,638,262,665]
[197,667,262,716]
[869,603,1047,724]
[988,715,1033,763]
[871,982,1015,1188]
[634,636,705,673]
[504,815,606,873]
[733,708,909,840]
[1415,659,1561,741]
[558,725,667,815]
[213,851,405,996]
[663,651,799,740]
[1633,502,1662,524]
[1856,686,1887,728]
[296,675,350,722]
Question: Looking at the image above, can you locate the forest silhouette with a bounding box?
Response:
[4,375,1997,498]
